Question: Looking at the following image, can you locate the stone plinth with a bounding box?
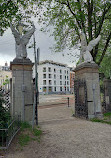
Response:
[104,79,111,112]
[74,62,102,119]
[10,58,34,123]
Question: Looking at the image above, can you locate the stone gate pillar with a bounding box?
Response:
[103,79,111,112]
[10,58,34,123]
[74,62,102,119]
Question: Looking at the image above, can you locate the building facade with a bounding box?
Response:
[37,60,71,94]
[70,71,75,94]
[0,62,12,90]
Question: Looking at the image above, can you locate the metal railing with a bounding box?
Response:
[0,117,21,149]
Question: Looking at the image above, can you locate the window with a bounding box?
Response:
[54,74,56,79]
[67,81,69,85]
[60,69,62,73]
[54,87,56,92]
[65,76,66,79]
[67,87,69,91]
[65,81,66,85]
[67,76,69,80]
[49,80,52,85]
[48,67,51,72]
[60,75,62,79]
[60,87,62,91]
[43,87,46,92]
[67,70,68,74]
[54,80,56,85]
[43,80,46,85]
[65,87,66,91]
[64,70,66,73]
[43,67,46,72]
[49,87,52,92]
[49,74,51,78]
[60,81,62,85]
[43,74,46,78]
[54,68,56,73]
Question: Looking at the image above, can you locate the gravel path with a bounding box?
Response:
[3,104,111,158]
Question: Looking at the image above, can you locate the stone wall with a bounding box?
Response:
[104,79,111,111]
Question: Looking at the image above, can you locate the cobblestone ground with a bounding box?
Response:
[1,95,111,158]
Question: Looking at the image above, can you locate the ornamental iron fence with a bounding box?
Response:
[0,116,21,149]
[0,87,10,111]
[74,79,88,119]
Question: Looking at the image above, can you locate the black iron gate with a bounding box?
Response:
[74,79,88,119]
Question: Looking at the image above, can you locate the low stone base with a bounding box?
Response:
[88,113,103,119]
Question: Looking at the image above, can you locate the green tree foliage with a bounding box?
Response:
[99,51,111,79]
[1,0,111,65]
[33,0,111,65]
[3,75,9,86]
[0,0,34,35]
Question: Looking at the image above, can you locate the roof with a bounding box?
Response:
[39,60,68,67]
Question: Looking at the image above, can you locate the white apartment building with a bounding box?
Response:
[0,62,12,90]
[37,60,70,94]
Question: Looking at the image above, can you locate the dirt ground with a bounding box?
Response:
[1,95,111,158]
[38,94,74,106]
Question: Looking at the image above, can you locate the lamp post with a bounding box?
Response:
[35,47,40,125]
[33,32,40,126]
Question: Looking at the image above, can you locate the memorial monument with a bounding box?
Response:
[80,33,101,63]
[10,23,35,122]
[74,33,102,118]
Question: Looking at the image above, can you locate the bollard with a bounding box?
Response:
[67,97,69,107]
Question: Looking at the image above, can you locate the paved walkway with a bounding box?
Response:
[2,102,111,158]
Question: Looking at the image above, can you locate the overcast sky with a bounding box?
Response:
[0,21,79,67]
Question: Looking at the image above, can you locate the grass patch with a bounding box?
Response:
[33,128,42,137]
[33,127,42,142]
[91,118,111,125]
[20,121,32,131]
[91,112,111,125]
[103,112,111,121]
[18,122,42,147]
[104,112,111,117]
[18,134,31,147]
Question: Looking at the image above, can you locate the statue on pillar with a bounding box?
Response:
[10,23,35,59]
[80,33,101,63]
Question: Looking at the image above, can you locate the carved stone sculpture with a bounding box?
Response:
[10,23,35,59]
[80,33,101,63]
